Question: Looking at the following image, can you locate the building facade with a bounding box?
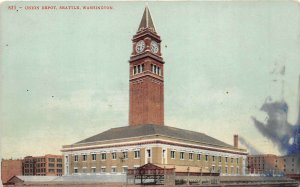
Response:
[281,154,300,175]
[247,154,283,174]
[23,155,63,176]
[247,154,300,175]
[62,6,248,176]
[1,159,23,184]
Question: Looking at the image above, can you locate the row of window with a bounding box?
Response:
[133,64,144,75]
[74,150,148,162]
[24,158,62,163]
[73,150,238,164]
[48,163,63,167]
[74,166,131,174]
[151,64,161,75]
[132,64,162,76]
[170,151,239,163]
[72,165,239,175]
[24,168,61,173]
[36,163,46,167]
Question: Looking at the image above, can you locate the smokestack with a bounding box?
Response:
[234,134,238,148]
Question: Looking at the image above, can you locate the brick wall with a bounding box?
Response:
[1,159,23,184]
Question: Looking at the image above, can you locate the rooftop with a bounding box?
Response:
[74,124,243,151]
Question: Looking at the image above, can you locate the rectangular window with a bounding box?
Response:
[162,149,166,159]
[112,152,117,160]
[123,167,128,173]
[147,149,151,158]
[91,167,96,173]
[137,65,140,73]
[212,166,215,172]
[236,158,239,164]
[75,155,79,162]
[205,155,209,161]
[48,158,55,162]
[197,154,201,161]
[101,167,106,173]
[133,66,136,74]
[231,158,234,163]
[212,156,215,162]
[236,167,239,174]
[57,159,62,162]
[56,164,62,167]
[101,153,106,160]
[92,154,96,161]
[141,64,144,72]
[134,150,140,158]
[219,156,222,162]
[48,163,54,167]
[82,154,87,161]
[225,157,228,163]
[225,166,228,174]
[171,151,175,159]
[189,153,193,160]
[111,167,116,173]
[180,152,184,160]
[74,168,78,173]
[123,151,128,159]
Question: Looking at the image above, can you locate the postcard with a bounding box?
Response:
[0,0,299,185]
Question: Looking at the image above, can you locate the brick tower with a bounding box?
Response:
[129,6,164,126]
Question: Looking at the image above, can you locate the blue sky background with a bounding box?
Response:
[0,1,300,158]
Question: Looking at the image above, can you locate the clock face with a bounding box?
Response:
[151,41,159,54]
[135,40,145,53]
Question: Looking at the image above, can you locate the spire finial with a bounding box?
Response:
[138,5,156,32]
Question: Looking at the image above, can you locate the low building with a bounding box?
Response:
[62,124,248,176]
[1,159,23,184]
[247,154,283,174]
[23,154,63,176]
[247,154,300,177]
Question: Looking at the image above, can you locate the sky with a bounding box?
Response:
[0,1,300,159]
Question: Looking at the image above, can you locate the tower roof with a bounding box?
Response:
[138,5,156,32]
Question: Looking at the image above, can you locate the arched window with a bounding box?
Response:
[133,66,136,75]
[137,65,140,73]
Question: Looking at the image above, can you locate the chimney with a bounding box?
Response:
[234,134,238,148]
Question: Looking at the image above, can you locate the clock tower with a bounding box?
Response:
[129,6,164,126]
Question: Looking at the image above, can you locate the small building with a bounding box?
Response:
[247,154,284,174]
[23,154,63,176]
[1,159,23,184]
[247,154,300,179]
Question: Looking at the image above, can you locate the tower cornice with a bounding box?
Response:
[130,72,164,82]
[133,30,161,42]
[129,52,164,64]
